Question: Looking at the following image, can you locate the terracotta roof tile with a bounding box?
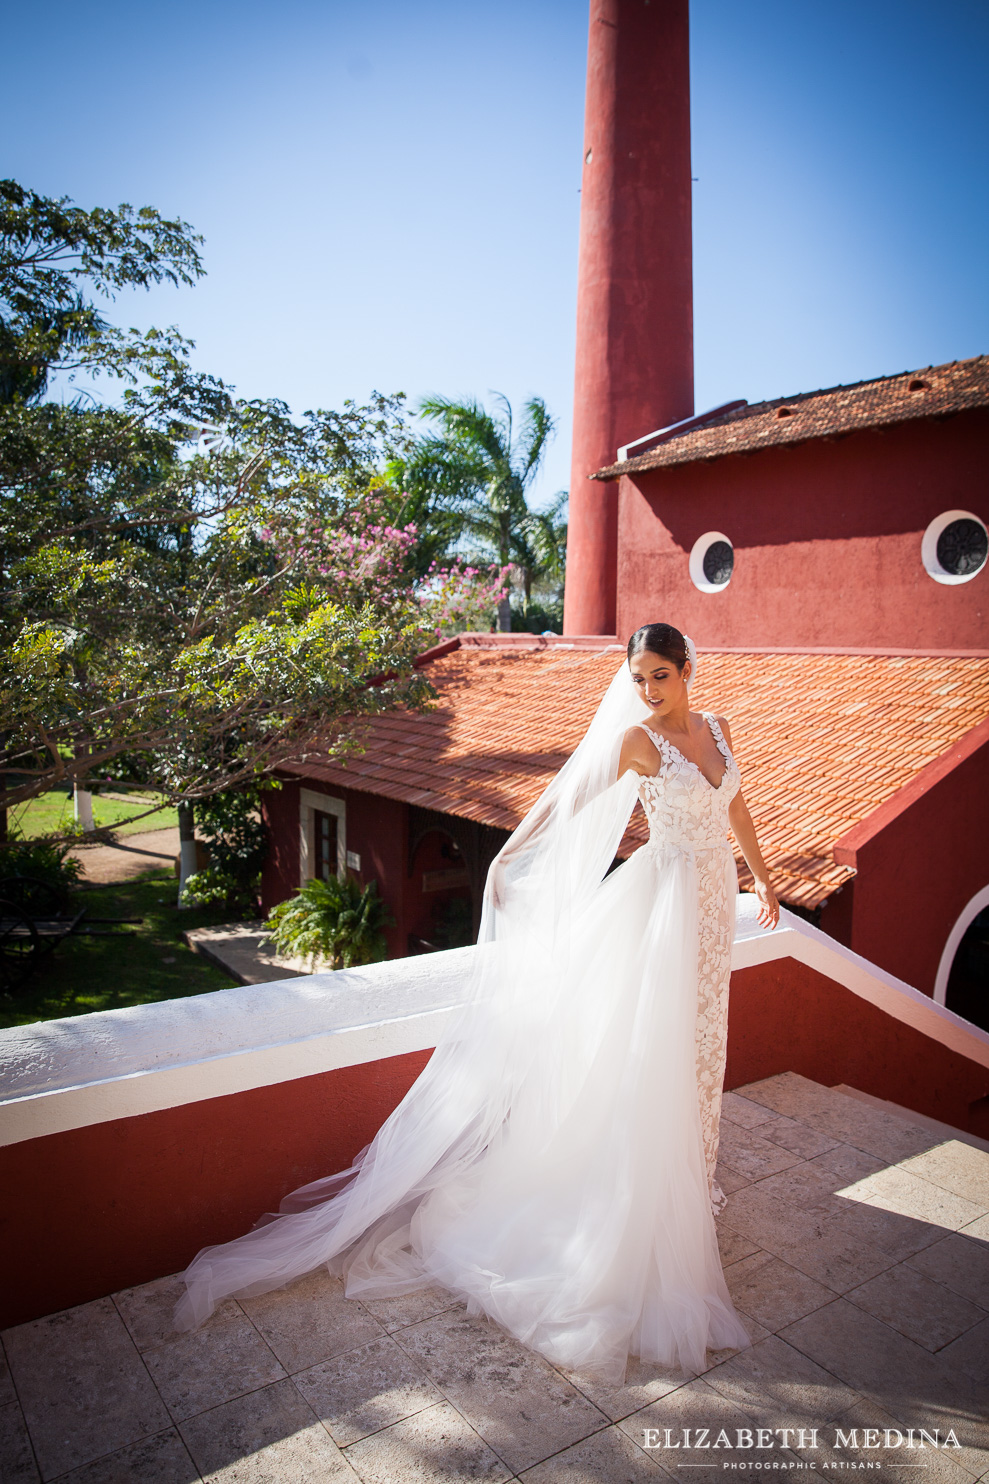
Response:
[285,638,989,911]
[593,354,989,478]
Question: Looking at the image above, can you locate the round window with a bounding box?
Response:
[689,532,734,593]
[921,510,988,585]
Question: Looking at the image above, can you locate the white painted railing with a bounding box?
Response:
[2,896,987,1150]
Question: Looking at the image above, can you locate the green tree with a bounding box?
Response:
[389,393,567,630]
[0,176,204,406]
[0,182,434,882]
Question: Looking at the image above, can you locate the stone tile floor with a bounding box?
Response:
[3,1073,988,1483]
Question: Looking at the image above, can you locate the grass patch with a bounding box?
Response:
[8,789,178,841]
[0,869,240,1028]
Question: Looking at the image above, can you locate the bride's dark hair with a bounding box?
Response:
[626,622,688,670]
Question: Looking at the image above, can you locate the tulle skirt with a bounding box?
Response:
[173,840,751,1386]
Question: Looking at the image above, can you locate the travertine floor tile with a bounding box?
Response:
[342,1399,511,1483]
[737,1075,935,1163]
[716,1122,803,1181]
[721,1091,780,1129]
[114,1273,239,1353]
[712,1163,749,1195]
[142,1305,285,1423]
[879,1393,989,1482]
[0,1401,40,1483]
[293,1333,442,1446]
[239,1269,385,1374]
[818,1188,949,1264]
[518,1420,668,1481]
[846,1262,987,1352]
[555,1356,685,1425]
[745,1159,847,1210]
[357,1287,466,1334]
[2,1297,169,1480]
[936,1317,989,1393]
[700,1311,771,1370]
[724,1252,836,1331]
[796,1395,978,1484]
[618,1375,801,1471]
[780,1297,970,1415]
[721,1191,894,1291]
[899,1140,989,1212]
[756,1113,841,1160]
[841,1165,985,1231]
[703,1332,858,1430]
[391,1306,608,1474]
[714,1182,797,1246]
[49,1428,201,1483]
[0,1350,16,1407]
[716,1224,761,1268]
[958,1210,989,1242]
[907,1231,989,1309]
[179,1378,355,1482]
[807,1142,888,1185]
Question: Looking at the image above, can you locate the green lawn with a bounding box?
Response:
[9,789,179,840]
[0,869,240,1029]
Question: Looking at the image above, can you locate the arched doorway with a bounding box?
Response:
[406,806,510,954]
[935,886,989,1032]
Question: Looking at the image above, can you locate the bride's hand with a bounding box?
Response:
[753,877,780,930]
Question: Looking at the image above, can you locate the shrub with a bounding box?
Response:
[181,784,272,918]
[0,836,82,912]
[265,874,393,969]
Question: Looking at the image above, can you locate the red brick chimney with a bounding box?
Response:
[563,0,694,637]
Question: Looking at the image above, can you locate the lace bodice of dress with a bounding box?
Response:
[635,712,741,850]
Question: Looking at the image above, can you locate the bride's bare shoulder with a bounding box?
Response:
[619,722,656,776]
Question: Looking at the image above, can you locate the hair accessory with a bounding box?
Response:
[683,634,697,691]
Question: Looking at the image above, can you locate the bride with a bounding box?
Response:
[173,621,780,1386]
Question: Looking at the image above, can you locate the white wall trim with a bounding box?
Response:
[2,897,987,1150]
[688,531,733,593]
[921,508,988,586]
[299,787,346,884]
[933,883,989,1006]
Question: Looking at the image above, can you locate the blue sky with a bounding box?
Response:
[4,0,987,507]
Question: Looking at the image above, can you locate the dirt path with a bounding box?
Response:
[68,827,181,886]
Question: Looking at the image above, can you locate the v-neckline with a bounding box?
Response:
[641,714,729,792]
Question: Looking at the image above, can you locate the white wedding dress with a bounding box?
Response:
[174,663,752,1386]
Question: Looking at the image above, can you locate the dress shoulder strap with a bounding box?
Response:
[703,712,733,762]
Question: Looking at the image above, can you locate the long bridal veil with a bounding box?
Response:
[173,644,749,1384]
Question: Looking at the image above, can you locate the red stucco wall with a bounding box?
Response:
[839,734,989,996]
[260,775,301,914]
[726,959,989,1135]
[262,778,410,959]
[0,1048,432,1330]
[617,409,989,650]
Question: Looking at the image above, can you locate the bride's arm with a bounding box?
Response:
[718,716,780,930]
[618,725,659,779]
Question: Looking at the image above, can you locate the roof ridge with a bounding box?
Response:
[698,646,989,659]
[741,352,989,418]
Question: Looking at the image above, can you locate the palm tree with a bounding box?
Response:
[391,394,567,631]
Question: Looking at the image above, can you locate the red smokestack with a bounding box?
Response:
[563,0,694,637]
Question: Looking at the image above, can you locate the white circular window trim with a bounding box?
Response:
[689,531,734,593]
[921,509,988,586]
